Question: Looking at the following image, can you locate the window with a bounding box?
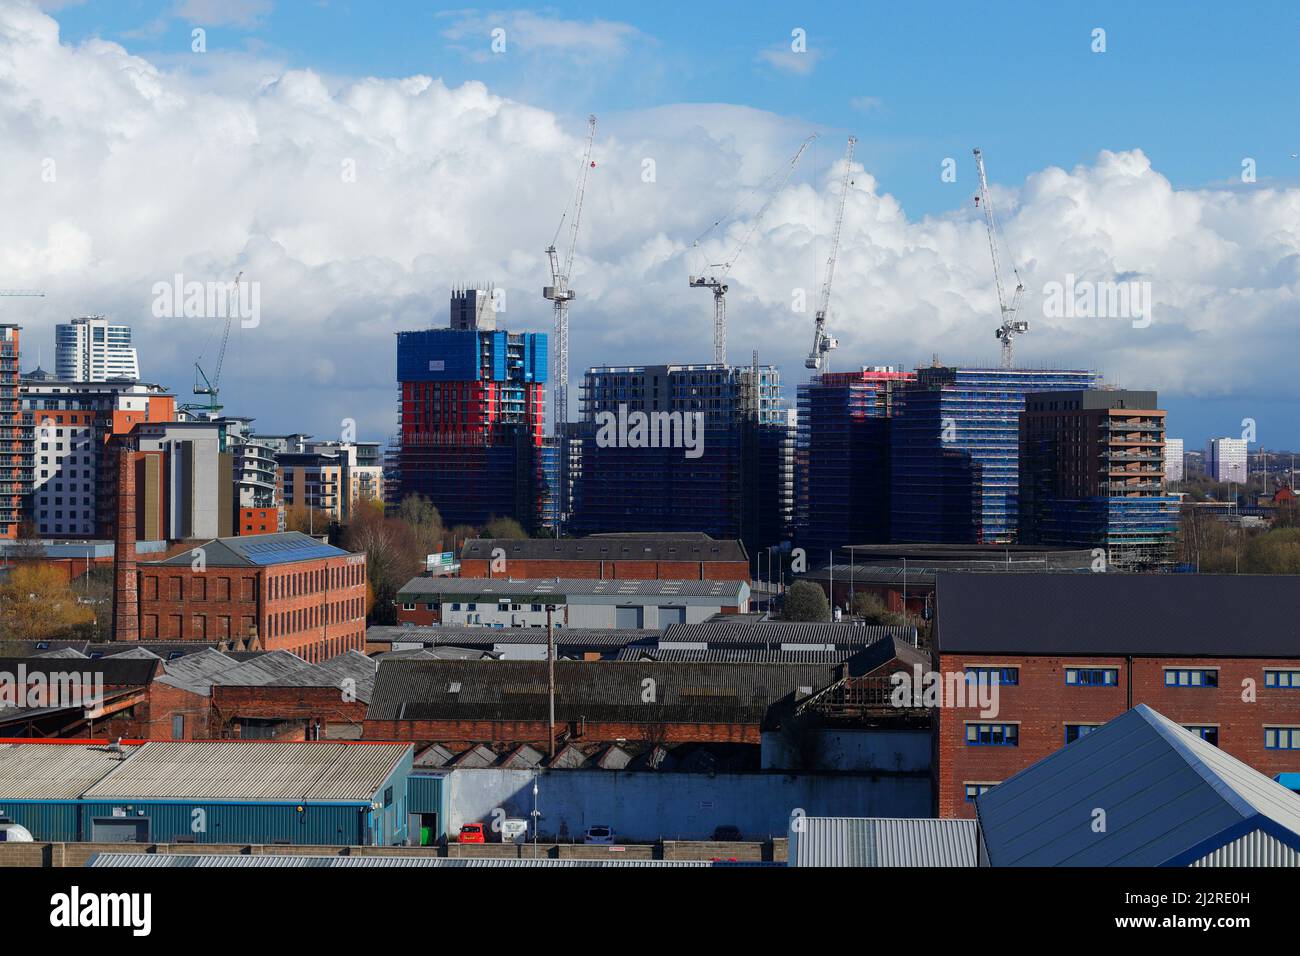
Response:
[964,782,998,802]
[966,666,1019,686]
[1265,727,1300,751]
[1184,726,1219,746]
[1164,668,1218,688]
[1064,724,1100,744]
[1065,667,1118,687]
[384,786,393,808]
[402,602,415,611]
[966,722,1019,746]
[1265,670,1300,689]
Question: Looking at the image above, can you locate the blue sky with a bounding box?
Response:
[13,1,1300,449]
[52,0,1300,216]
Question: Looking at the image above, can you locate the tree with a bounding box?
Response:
[0,563,94,643]
[783,580,831,623]
[852,591,908,626]
[482,516,528,540]
[1243,527,1300,574]
[395,494,445,556]
[284,503,334,535]
[343,506,424,625]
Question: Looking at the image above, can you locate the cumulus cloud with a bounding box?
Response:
[0,1,1297,445]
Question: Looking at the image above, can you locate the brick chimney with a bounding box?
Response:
[112,440,139,642]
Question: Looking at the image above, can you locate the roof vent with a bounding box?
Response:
[449,682,462,694]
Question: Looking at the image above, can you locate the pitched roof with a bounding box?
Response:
[935,572,1300,657]
[81,740,410,803]
[660,621,917,647]
[976,705,1300,866]
[0,742,136,800]
[366,659,841,725]
[143,531,351,568]
[460,535,748,564]
[789,816,978,867]
[0,656,160,686]
[371,625,656,647]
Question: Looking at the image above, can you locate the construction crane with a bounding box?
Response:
[544,113,597,436]
[805,136,856,371]
[188,271,242,419]
[691,134,816,365]
[973,147,1027,367]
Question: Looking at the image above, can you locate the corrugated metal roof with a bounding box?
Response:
[789,816,978,867]
[460,535,748,563]
[367,659,840,725]
[82,741,410,803]
[372,625,657,647]
[661,621,915,646]
[398,577,747,600]
[0,743,135,800]
[976,705,1300,866]
[89,853,753,867]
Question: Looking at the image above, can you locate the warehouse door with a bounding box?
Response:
[657,606,686,625]
[615,606,644,628]
[90,818,150,843]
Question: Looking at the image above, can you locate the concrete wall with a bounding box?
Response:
[760,728,931,773]
[446,769,928,842]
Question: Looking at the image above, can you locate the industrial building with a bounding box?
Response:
[458,533,751,582]
[975,705,1300,866]
[787,816,978,867]
[795,366,913,553]
[570,362,793,559]
[890,365,1098,544]
[0,739,413,846]
[1018,389,1179,569]
[933,572,1300,818]
[131,531,368,659]
[394,576,750,628]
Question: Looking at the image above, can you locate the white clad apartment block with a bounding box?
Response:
[1164,437,1184,483]
[55,316,140,382]
[1205,437,1248,484]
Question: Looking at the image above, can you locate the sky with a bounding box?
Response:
[3,0,1299,449]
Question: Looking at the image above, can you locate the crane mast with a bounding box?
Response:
[691,134,815,365]
[544,114,597,436]
[191,271,242,418]
[973,147,1027,367]
[806,136,856,371]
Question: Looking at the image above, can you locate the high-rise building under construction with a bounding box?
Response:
[570,362,791,562]
[890,365,1099,544]
[392,289,552,532]
[1019,389,1179,569]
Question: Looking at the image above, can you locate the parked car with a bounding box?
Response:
[458,823,486,844]
[712,825,743,842]
[583,824,615,845]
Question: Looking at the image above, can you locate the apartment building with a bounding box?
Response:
[933,572,1300,819]
[55,316,141,382]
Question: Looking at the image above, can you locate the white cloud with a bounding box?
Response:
[757,44,820,76]
[439,9,644,62]
[0,2,1297,443]
[172,0,272,29]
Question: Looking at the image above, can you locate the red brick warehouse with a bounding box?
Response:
[134,531,368,662]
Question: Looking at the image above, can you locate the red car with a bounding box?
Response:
[458,823,486,844]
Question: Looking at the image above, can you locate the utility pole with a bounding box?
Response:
[547,604,556,759]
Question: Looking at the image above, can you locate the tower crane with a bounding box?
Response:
[691,134,816,365]
[805,136,856,371]
[544,114,597,436]
[189,271,242,418]
[973,147,1027,367]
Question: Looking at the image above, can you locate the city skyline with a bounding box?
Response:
[1,0,1297,449]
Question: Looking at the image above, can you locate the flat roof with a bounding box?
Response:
[397,577,747,601]
[935,572,1300,658]
[89,854,754,868]
[460,535,749,564]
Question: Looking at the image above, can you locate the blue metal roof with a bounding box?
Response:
[976,705,1300,867]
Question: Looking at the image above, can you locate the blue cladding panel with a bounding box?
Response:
[397,329,483,383]
[491,332,506,381]
[527,335,548,384]
[407,776,444,814]
[0,802,80,841]
[78,801,368,846]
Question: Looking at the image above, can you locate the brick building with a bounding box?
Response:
[933,572,1300,818]
[458,534,750,581]
[363,659,845,749]
[135,531,367,660]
